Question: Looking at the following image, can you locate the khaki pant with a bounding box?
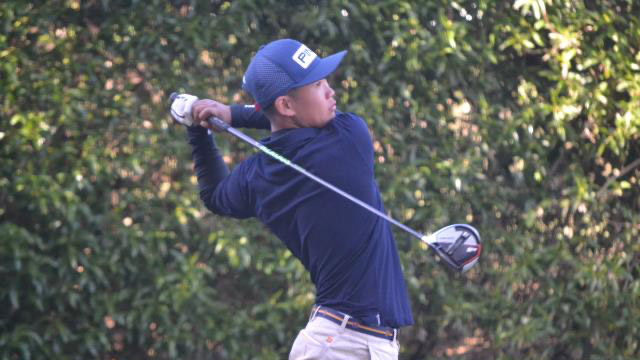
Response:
[289,316,400,359]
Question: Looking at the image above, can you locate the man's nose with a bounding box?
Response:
[325,82,335,98]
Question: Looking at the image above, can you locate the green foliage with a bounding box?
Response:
[1,0,638,358]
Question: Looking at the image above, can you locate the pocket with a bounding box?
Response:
[289,329,329,360]
[368,340,399,360]
[301,329,325,346]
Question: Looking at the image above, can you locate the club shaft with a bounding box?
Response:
[166,93,461,268]
[211,117,426,241]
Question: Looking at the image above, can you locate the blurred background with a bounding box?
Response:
[1,0,638,358]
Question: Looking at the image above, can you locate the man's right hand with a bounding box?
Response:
[192,99,231,132]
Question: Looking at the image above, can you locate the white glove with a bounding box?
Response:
[170,94,199,126]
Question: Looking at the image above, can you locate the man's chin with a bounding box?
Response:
[320,115,334,127]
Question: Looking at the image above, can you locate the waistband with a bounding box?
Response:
[310,305,397,341]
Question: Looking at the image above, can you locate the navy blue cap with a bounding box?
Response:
[242,39,347,109]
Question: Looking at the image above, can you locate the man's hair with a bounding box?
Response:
[263,105,278,120]
[263,88,300,121]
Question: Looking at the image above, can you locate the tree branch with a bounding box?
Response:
[596,157,640,199]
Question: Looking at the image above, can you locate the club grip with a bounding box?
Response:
[208,116,230,131]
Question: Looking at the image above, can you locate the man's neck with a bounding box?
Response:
[269,115,303,132]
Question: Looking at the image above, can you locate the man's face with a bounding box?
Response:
[288,79,336,128]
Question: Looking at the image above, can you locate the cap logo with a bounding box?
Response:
[292,45,317,69]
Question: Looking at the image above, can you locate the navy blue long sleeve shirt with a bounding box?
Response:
[187,106,413,328]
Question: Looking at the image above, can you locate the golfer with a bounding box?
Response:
[185,39,413,359]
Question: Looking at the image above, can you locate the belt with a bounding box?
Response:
[310,305,397,341]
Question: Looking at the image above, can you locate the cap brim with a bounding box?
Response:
[295,50,347,89]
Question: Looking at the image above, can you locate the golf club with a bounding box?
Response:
[169,92,482,273]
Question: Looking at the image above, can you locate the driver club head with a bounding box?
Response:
[422,224,482,273]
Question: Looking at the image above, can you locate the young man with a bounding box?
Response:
[178,39,413,359]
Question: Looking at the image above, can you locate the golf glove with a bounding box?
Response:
[170,93,199,126]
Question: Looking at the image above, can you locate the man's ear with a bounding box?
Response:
[273,95,296,117]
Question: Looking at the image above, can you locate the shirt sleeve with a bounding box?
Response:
[186,126,255,219]
[230,104,271,130]
[333,112,375,170]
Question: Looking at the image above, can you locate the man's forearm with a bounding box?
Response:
[187,126,229,192]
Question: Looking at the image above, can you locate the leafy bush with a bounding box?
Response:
[1,0,638,358]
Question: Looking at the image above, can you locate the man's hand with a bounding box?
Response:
[192,99,231,132]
